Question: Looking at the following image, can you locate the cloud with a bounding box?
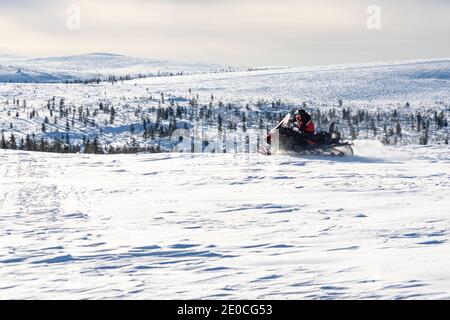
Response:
[0,0,449,66]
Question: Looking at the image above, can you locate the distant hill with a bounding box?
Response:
[0,53,240,83]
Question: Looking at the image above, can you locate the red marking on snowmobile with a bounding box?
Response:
[306,139,318,145]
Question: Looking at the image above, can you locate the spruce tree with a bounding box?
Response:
[1,132,6,149]
[9,133,16,150]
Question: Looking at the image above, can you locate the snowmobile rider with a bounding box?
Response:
[293,109,315,134]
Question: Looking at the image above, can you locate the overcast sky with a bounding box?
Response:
[1,0,449,67]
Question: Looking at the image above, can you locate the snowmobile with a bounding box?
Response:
[263,111,354,157]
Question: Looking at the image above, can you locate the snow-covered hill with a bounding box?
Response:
[0,53,240,83]
[129,58,450,105]
[1,143,449,299]
[0,58,448,152]
[0,66,68,83]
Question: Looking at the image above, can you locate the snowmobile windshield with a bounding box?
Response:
[274,114,291,130]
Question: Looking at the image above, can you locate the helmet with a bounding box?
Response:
[296,109,306,115]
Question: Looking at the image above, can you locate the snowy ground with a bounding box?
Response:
[1,141,449,299]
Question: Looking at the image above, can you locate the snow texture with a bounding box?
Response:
[0,143,449,299]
